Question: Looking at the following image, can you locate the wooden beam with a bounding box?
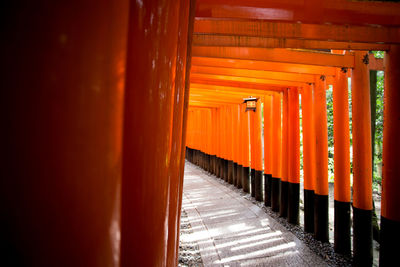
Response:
[194,19,400,45]
[192,46,354,67]
[193,34,390,51]
[196,0,400,27]
[191,78,290,92]
[192,65,318,83]
[191,73,307,87]
[369,57,384,71]
[190,83,282,95]
[192,56,336,75]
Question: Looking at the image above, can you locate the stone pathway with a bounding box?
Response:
[182,161,328,266]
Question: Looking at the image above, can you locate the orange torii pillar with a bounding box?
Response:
[215,108,221,178]
[380,45,400,266]
[2,1,129,265]
[227,105,235,184]
[250,100,264,201]
[352,51,373,266]
[333,67,351,255]
[272,93,283,211]
[288,87,300,225]
[241,104,251,193]
[212,108,218,175]
[237,105,243,189]
[122,0,191,265]
[233,105,241,187]
[231,105,238,185]
[221,106,228,182]
[302,83,316,233]
[280,89,289,217]
[264,95,273,207]
[314,75,329,242]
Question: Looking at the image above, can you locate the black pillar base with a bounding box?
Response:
[304,189,315,233]
[237,165,243,189]
[314,194,329,242]
[279,181,288,217]
[228,160,234,184]
[219,158,223,179]
[264,174,272,207]
[271,177,280,212]
[254,170,263,202]
[380,216,400,266]
[233,162,238,186]
[224,159,228,182]
[287,182,299,225]
[251,169,256,198]
[334,200,351,255]
[353,206,372,266]
[242,166,250,193]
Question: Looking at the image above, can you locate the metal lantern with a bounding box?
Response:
[243,97,258,112]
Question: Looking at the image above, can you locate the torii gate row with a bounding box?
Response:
[187,48,396,267]
[3,1,400,267]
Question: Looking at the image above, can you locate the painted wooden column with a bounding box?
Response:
[352,51,373,266]
[2,1,129,266]
[233,104,241,187]
[232,105,239,185]
[253,100,264,202]
[237,105,243,189]
[381,45,400,266]
[250,107,256,197]
[314,75,329,242]
[228,105,235,184]
[288,87,300,225]
[333,67,351,255]
[264,95,274,207]
[121,0,191,264]
[280,89,289,217]
[165,0,191,263]
[302,83,316,233]
[242,104,251,193]
[272,92,283,209]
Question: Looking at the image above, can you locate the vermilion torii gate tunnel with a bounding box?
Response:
[1,1,400,267]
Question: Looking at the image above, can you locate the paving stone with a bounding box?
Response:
[182,162,328,267]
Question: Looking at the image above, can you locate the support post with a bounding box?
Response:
[287,87,300,225]
[333,67,351,255]
[302,83,316,233]
[352,51,373,266]
[264,95,274,207]
[380,45,400,266]
[280,89,289,217]
[314,75,329,242]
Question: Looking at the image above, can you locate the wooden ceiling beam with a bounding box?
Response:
[194,19,400,45]
[192,46,354,67]
[192,56,336,75]
[193,34,390,51]
[196,0,400,26]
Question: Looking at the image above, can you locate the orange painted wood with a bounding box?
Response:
[191,73,307,87]
[264,95,273,175]
[369,56,384,71]
[191,83,284,95]
[253,100,263,171]
[288,87,300,184]
[302,84,316,191]
[281,89,289,182]
[242,104,250,167]
[272,92,283,179]
[192,57,337,76]
[192,47,354,68]
[196,0,400,26]
[382,45,400,221]
[333,68,351,203]
[314,76,329,196]
[351,51,373,211]
[194,19,400,44]
[192,65,316,83]
[193,34,390,51]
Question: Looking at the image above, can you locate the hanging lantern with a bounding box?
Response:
[243,97,258,112]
